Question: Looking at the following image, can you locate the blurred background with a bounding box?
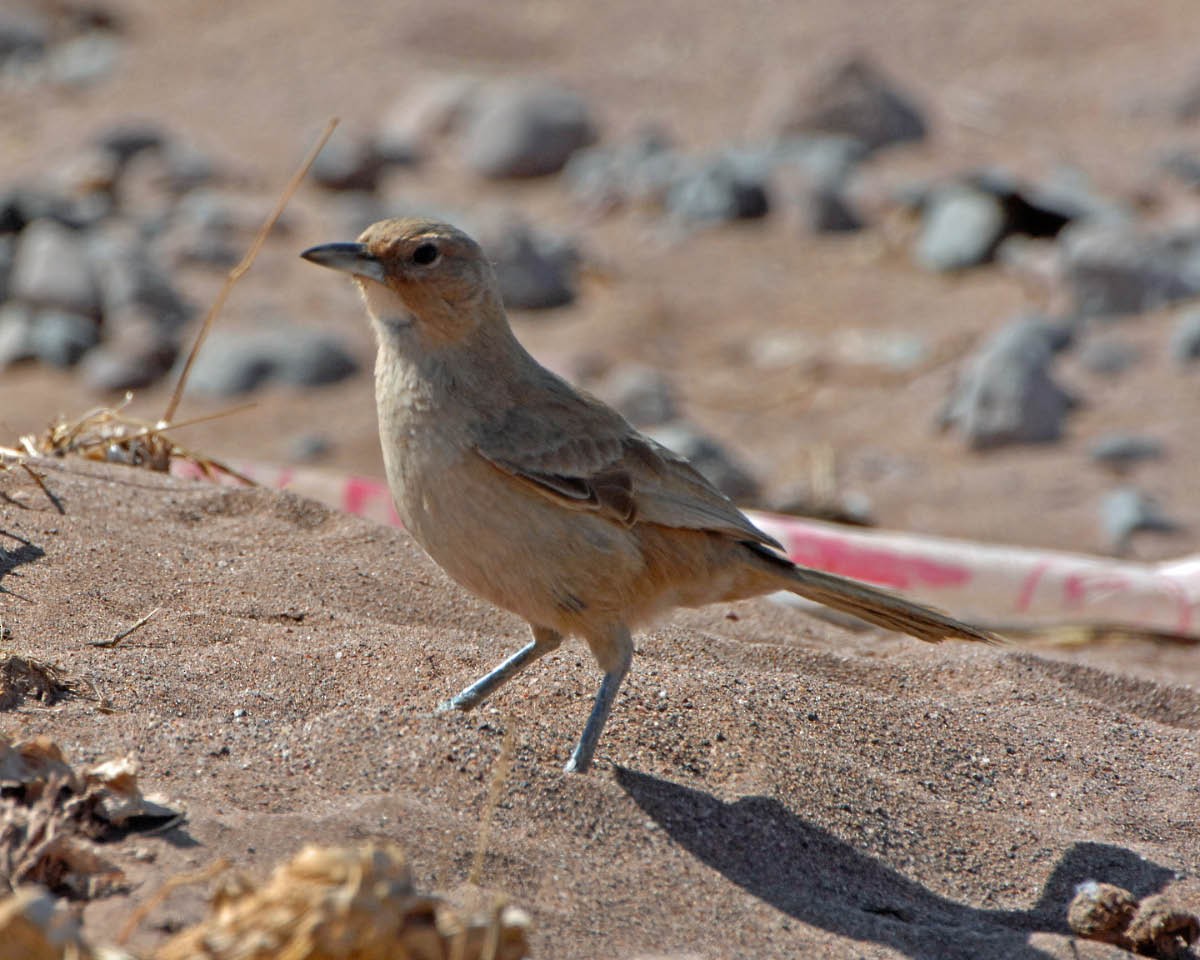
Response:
[3,0,1200,560]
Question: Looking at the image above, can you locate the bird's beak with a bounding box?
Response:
[300,242,387,284]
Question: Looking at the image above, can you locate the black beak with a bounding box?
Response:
[300,242,387,284]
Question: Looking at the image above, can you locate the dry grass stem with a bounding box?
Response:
[162,116,340,425]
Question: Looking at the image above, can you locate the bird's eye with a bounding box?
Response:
[412,242,439,266]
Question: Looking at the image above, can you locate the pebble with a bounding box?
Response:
[593,364,678,427]
[1168,309,1200,364]
[915,184,1006,271]
[28,308,99,367]
[88,224,192,332]
[1077,338,1140,377]
[310,138,384,193]
[461,80,597,178]
[375,74,480,161]
[80,334,177,392]
[1059,222,1200,318]
[289,433,333,463]
[48,31,120,87]
[0,10,49,63]
[1100,487,1180,552]
[940,317,1075,448]
[562,128,678,212]
[665,156,769,224]
[0,303,34,367]
[1088,434,1164,471]
[761,55,927,153]
[469,213,577,310]
[645,421,761,503]
[184,328,358,397]
[9,218,100,315]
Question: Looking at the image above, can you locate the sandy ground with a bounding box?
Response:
[1,460,1198,958]
[3,1,1200,956]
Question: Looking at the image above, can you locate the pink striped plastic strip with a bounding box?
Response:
[171,459,1200,639]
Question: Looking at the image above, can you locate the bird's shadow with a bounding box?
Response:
[615,767,1175,959]
[0,529,45,598]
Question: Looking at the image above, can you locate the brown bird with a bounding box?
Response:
[302,218,997,773]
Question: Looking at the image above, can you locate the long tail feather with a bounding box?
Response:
[743,542,1000,645]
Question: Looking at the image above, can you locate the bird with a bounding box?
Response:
[301,217,998,773]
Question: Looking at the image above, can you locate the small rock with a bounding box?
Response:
[593,364,678,427]
[165,190,239,267]
[184,328,358,397]
[28,308,99,367]
[95,122,166,166]
[762,55,926,153]
[1101,487,1181,552]
[48,31,120,88]
[289,433,333,462]
[1059,223,1200,318]
[88,224,192,332]
[375,74,480,161]
[0,234,13,300]
[469,213,578,310]
[0,10,48,63]
[9,219,100,315]
[941,317,1075,449]
[1089,434,1165,471]
[645,421,761,503]
[461,80,598,178]
[665,157,769,224]
[0,303,35,368]
[80,324,177,391]
[1078,337,1141,377]
[562,128,679,213]
[915,185,1006,271]
[311,138,384,193]
[1169,309,1200,364]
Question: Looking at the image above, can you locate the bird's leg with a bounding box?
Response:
[438,625,562,712]
[564,627,633,774]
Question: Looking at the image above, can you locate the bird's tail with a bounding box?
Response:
[742,542,1000,645]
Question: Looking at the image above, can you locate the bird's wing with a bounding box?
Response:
[472,380,782,551]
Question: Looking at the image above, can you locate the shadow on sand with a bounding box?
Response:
[616,766,1174,959]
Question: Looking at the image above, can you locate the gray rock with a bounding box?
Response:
[645,421,761,503]
[915,185,1006,271]
[48,32,119,87]
[0,10,48,62]
[0,303,35,368]
[95,122,166,165]
[461,81,597,178]
[0,187,74,233]
[0,234,12,300]
[941,317,1075,448]
[164,190,239,267]
[469,213,578,310]
[665,157,769,224]
[311,138,384,192]
[1088,434,1164,471]
[594,364,678,427]
[10,219,100,315]
[1078,338,1140,377]
[29,308,99,366]
[763,56,926,153]
[1100,487,1181,552]
[562,129,678,212]
[184,328,358,397]
[1059,223,1200,318]
[376,74,481,161]
[1169,309,1200,364]
[88,225,192,332]
[289,432,333,463]
[81,334,177,392]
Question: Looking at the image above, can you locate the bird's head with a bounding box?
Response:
[302,218,503,345]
